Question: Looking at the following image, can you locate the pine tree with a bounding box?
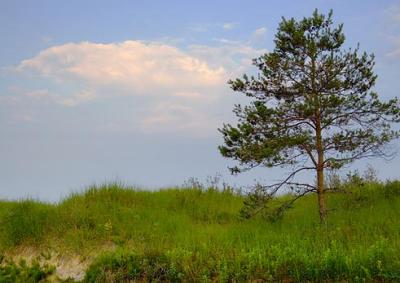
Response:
[219,10,400,222]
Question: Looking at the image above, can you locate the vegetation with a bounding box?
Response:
[0,178,400,282]
[219,10,400,222]
[0,258,55,283]
[1,7,399,283]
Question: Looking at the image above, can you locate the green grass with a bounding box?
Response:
[0,181,400,282]
[0,258,55,283]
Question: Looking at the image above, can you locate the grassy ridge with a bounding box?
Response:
[0,181,400,282]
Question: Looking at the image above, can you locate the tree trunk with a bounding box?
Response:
[316,115,327,223]
[317,166,327,223]
[312,53,327,223]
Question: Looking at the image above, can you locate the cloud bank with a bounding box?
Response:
[11,39,266,135]
[17,41,226,98]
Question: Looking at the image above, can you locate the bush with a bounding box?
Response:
[382,180,400,198]
[0,259,55,283]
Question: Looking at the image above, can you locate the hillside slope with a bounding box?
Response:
[0,181,399,282]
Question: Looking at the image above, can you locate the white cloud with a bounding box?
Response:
[188,40,267,75]
[385,35,400,59]
[19,88,95,106]
[189,22,239,32]
[222,22,239,30]
[139,102,219,137]
[24,89,51,99]
[21,114,33,122]
[251,27,267,42]
[393,13,400,22]
[188,23,211,32]
[41,36,53,44]
[17,41,225,94]
[386,49,400,58]
[12,39,266,135]
[59,89,96,106]
[382,5,400,59]
[386,5,400,22]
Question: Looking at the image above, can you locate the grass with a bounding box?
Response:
[0,258,55,283]
[0,180,399,282]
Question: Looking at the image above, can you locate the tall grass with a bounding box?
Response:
[0,181,399,282]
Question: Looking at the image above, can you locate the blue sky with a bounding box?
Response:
[1,0,399,201]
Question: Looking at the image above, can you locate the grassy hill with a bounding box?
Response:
[0,181,399,282]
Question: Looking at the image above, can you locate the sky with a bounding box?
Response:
[1,0,400,201]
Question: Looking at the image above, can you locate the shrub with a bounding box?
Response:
[0,259,55,283]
